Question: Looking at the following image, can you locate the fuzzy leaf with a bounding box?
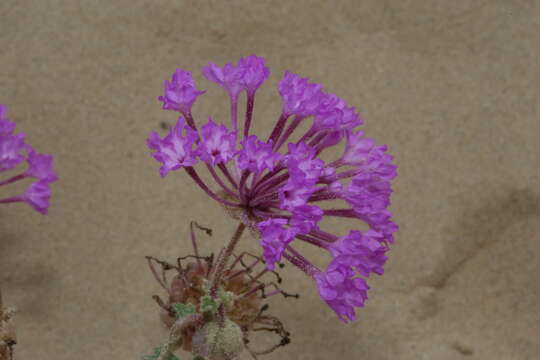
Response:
[171,302,196,319]
[200,295,218,314]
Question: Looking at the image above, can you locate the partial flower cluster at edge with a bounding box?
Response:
[0,104,57,215]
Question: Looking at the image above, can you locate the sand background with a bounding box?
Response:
[1,1,539,359]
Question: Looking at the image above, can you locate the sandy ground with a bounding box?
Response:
[1,1,539,359]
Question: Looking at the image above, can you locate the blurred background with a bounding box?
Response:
[1,1,539,359]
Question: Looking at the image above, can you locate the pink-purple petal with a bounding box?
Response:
[158,69,205,114]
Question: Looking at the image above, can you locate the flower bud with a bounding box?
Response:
[192,318,244,360]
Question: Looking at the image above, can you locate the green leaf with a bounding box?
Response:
[171,302,196,319]
[200,295,218,314]
[166,352,180,360]
[141,346,160,360]
[142,345,180,360]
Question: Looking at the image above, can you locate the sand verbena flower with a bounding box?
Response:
[148,55,398,323]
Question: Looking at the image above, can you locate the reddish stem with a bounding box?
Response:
[323,208,358,218]
[274,115,304,150]
[295,234,330,249]
[308,229,339,242]
[0,197,21,205]
[251,173,289,200]
[210,222,246,296]
[230,93,239,133]
[308,192,338,202]
[184,167,242,208]
[251,166,286,195]
[282,249,318,277]
[243,93,255,138]
[218,163,238,188]
[267,113,289,144]
[207,164,237,198]
[0,174,25,187]
[183,111,197,131]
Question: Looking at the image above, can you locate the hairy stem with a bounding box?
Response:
[274,115,304,151]
[267,113,289,144]
[230,94,239,134]
[183,111,198,131]
[244,93,255,138]
[209,223,246,296]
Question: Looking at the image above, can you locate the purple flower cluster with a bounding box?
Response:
[148,55,398,322]
[0,105,58,214]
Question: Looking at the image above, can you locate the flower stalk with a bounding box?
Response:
[209,223,246,297]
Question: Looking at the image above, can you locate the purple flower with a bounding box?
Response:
[343,173,392,216]
[329,230,387,277]
[316,262,354,300]
[158,69,205,115]
[289,205,323,234]
[0,120,15,136]
[341,131,397,180]
[23,180,51,215]
[257,218,297,270]
[202,61,245,99]
[0,133,26,171]
[360,209,399,244]
[236,135,281,173]
[320,166,337,184]
[313,93,363,132]
[328,181,343,194]
[0,104,16,136]
[278,72,323,117]
[203,55,270,98]
[285,142,325,183]
[278,179,317,210]
[315,261,370,322]
[147,117,198,177]
[196,118,237,165]
[150,56,398,321]
[24,149,58,182]
[237,55,270,95]
[0,104,57,215]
